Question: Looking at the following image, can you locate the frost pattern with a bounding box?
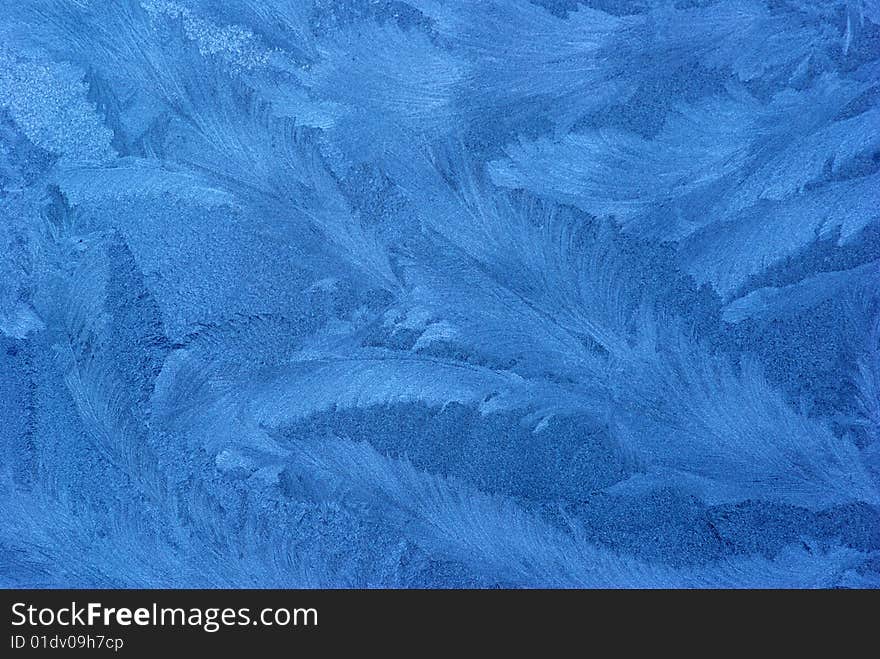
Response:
[1,0,878,588]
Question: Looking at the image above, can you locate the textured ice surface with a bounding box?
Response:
[1,0,879,588]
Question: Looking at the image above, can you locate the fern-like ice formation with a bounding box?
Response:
[1,0,878,587]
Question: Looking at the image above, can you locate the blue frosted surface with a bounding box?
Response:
[1,0,879,588]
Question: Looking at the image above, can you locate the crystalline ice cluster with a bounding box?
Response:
[1,1,878,587]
